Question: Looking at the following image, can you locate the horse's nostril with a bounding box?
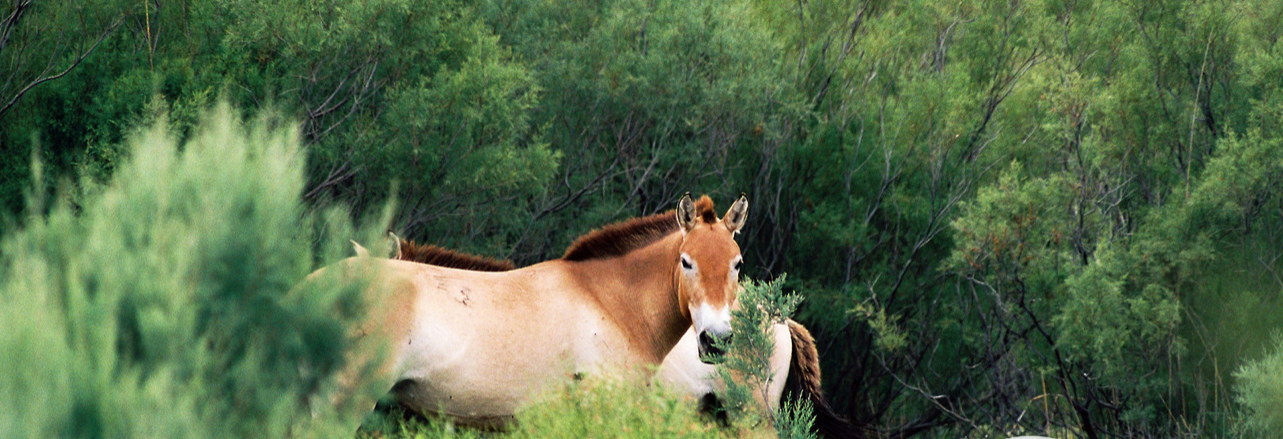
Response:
[698,331,730,364]
[699,331,732,351]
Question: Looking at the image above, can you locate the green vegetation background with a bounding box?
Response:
[3,0,1283,437]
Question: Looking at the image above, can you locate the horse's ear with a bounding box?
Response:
[388,231,404,259]
[676,192,697,233]
[352,240,371,258]
[723,193,748,234]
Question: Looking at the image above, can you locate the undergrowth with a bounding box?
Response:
[357,377,765,439]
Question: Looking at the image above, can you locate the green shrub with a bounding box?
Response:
[773,399,817,439]
[0,104,382,439]
[1236,333,1283,437]
[509,377,732,439]
[714,275,814,439]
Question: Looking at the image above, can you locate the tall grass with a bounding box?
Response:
[510,378,739,439]
[0,104,384,439]
[358,377,755,439]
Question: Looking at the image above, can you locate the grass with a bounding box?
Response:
[356,377,774,439]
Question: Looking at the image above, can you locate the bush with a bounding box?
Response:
[0,104,382,439]
[1236,333,1283,437]
[509,377,733,439]
[714,275,814,439]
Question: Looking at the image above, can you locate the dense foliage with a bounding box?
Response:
[4,0,1283,437]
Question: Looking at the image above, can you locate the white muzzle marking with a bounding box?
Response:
[691,303,731,337]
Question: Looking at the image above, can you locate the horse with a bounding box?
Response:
[382,236,864,439]
[317,194,748,428]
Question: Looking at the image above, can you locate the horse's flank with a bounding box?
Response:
[388,222,694,367]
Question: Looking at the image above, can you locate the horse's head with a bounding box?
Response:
[675,193,748,363]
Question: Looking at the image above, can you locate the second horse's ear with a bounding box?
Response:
[723,194,747,234]
[352,240,371,257]
[388,231,404,259]
[676,193,697,233]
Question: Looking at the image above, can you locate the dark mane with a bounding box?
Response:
[562,196,717,262]
[396,240,515,272]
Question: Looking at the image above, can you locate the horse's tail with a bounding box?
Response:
[783,320,865,439]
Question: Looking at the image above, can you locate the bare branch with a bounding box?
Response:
[0,13,125,119]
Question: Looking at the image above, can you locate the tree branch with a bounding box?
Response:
[0,13,124,119]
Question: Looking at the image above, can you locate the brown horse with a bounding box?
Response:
[385,236,864,438]
[318,194,747,427]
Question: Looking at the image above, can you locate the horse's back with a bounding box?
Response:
[326,256,671,423]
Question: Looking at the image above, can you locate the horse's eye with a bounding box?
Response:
[681,257,693,270]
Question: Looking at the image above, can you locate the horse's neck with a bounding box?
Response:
[569,232,690,364]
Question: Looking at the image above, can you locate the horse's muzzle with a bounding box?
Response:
[697,330,732,363]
